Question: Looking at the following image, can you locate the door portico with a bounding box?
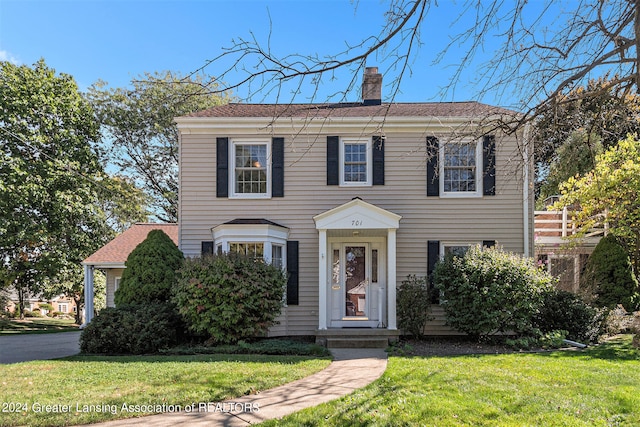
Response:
[313,198,401,330]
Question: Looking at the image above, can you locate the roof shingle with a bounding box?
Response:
[83,223,178,265]
[185,101,516,119]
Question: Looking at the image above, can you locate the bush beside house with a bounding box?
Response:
[434,246,556,341]
[173,253,287,344]
[81,230,186,354]
[114,230,184,305]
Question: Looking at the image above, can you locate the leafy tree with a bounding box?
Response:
[114,230,183,306]
[537,131,603,204]
[0,59,109,316]
[88,71,230,222]
[557,135,640,273]
[580,235,639,311]
[173,253,286,344]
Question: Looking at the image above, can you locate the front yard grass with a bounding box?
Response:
[0,317,78,334]
[263,335,640,427]
[0,354,330,426]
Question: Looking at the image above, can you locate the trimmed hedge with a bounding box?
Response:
[397,275,432,337]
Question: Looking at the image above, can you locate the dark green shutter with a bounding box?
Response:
[216,137,229,198]
[372,135,385,185]
[426,137,439,196]
[327,136,339,185]
[427,240,441,303]
[483,135,496,196]
[286,241,299,305]
[272,137,284,197]
[201,241,214,256]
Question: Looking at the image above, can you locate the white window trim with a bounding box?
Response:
[114,277,121,293]
[440,242,477,258]
[229,138,272,199]
[339,137,372,187]
[439,139,482,198]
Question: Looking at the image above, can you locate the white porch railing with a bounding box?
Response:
[534,208,607,242]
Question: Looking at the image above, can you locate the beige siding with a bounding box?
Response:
[179,123,529,336]
[105,268,124,308]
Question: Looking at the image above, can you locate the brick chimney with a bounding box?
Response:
[362,67,382,106]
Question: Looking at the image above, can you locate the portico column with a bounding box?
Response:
[318,229,328,330]
[82,264,94,327]
[387,228,397,330]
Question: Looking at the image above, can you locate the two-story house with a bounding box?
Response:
[175,67,533,343]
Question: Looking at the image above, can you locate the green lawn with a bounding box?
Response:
[0,354,330,427]
[263,335,640,427]
[0,317,78,334]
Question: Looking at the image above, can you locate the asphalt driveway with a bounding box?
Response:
[0,331,81,364]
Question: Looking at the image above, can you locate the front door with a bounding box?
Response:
[329,240,385,328]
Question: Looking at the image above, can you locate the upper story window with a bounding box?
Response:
[340,138,372,186]
[231,140,270,198]
[440,140,482,197]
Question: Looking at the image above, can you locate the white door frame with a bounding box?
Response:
[314,199,401,331]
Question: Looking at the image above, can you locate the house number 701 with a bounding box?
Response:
[352,219,363,226]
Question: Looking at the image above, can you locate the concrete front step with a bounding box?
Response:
[326,337,389,349]
[316,328,399,348]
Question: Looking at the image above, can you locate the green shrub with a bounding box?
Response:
[580,234,640,311]
[173,253,287,344]
[114,230,184,306]
[397,275,432,337]
[534,289,597,342]
[80,303,185,354]
[434,245,555,340]
[24,309,43,318]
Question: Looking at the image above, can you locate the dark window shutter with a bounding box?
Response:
[286,241,299,305]
[427,240,441,303]
[426,137,439,196]
[201,241,214,256]
[372,135,385,185]
[483,135,496,196]
[327,136,339,186]
[272,137,284,197]
[216,137,229,198]
[482,240,496,248]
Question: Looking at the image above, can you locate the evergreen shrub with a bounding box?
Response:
[580,234,640,311]
[397,275,432,337]
[114,229,183,306]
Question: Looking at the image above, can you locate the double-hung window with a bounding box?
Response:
[231,140,270,198]
[441,141,481,196]
[340,138,372,186]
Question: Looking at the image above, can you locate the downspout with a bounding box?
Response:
[523,123,532,257]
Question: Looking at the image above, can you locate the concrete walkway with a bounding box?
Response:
[0,331,81,364]
[82,348,388,427]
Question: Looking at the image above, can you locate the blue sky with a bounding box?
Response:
[0,0,565,108]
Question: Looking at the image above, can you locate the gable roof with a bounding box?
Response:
[185,101,516,119]
[83,223,178,266]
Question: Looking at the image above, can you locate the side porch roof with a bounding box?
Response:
[82,223,178,268]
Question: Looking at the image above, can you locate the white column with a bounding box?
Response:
[387,228,397,330]
[82,264,94,328]
[318,229,327,330]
